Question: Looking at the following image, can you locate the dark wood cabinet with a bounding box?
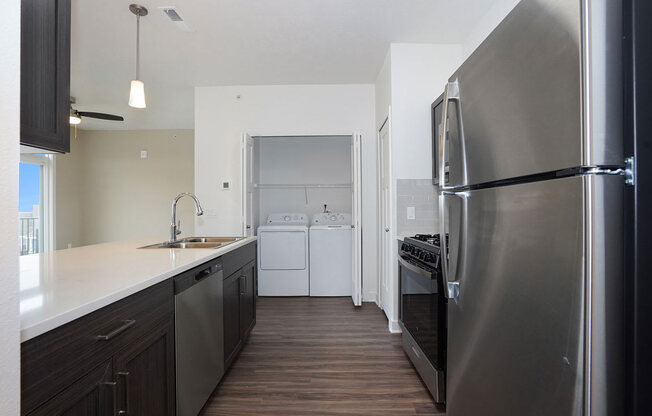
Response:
[28,360,115,416]
[222,242,257,369]
[22,281,175,416]
[114,323,175,416]
[239,260,256,339]
[223,273,242,367]
[22,242,257,416]
[20,0,71,153]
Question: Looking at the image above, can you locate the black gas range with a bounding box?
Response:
[398,234,447,404]
[400,234,447,269]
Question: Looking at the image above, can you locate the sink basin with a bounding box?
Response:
[139,237,244,249]
[179,237,242,244]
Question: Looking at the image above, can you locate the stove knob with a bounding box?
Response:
[424,254,433,263]
[418,252,425,260]
[401,243,407,251]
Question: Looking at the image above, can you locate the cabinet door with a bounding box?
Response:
[20,0,71,152]
[28,360,115,416]
[114,323,175,416]
[223,273,241,368]
[239,260,256,340]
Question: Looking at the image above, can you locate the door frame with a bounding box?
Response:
[240,131,364,305]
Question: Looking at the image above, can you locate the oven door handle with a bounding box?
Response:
[398,256,434,279]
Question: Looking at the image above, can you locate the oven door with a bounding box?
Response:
[399,254,446,371]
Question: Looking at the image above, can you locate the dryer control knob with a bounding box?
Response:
[284,215,291,221]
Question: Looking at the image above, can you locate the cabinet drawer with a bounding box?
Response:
[21,280,173,415]
[223,241,256,278]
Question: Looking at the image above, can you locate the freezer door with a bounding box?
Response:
[446,176,585,415]
[441,0,622,188]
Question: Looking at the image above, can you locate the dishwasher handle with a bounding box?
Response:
[174,260,223,295]
[195,266,214,282]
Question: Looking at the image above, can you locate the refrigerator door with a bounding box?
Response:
[445,176,590,415]
[441,0,622,189]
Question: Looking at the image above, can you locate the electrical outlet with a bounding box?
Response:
[223,181,230,190]
[407,206,416,220]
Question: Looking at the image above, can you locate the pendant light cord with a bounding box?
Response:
[135,14,140,80]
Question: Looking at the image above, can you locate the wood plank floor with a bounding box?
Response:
[201,297,444,415]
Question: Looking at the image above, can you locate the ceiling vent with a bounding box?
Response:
[159,7,193,32]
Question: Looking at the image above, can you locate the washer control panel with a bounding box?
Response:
[266,213,309,225]
[312,213,352,225]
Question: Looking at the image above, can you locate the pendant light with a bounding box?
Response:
[128,4,148,108]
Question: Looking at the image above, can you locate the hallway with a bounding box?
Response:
[201,297,444,415]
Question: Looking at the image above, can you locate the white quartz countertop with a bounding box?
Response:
[19,236,257,343]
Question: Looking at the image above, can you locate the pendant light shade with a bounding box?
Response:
[128,4,148,108]
[129,79,146,108]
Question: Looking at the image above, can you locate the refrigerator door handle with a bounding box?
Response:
[440,191,467,302]
[438,81,462,190]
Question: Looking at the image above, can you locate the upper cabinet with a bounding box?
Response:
[20,0,71,153]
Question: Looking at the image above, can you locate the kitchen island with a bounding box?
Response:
[19,237,257,416]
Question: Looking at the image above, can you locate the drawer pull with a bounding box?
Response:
[96,320,136,341]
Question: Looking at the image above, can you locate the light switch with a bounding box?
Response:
[223,181,231,190]
[407,206,416,220]
[140,150,148,159]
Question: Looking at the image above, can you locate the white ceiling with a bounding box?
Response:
[71,0,497,130]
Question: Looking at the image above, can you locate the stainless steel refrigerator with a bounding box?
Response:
[437,0,628,414]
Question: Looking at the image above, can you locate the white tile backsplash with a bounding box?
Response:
[396,179,439,237]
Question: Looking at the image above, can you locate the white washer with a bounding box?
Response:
[309,213,352,297]
[257,213,309,296]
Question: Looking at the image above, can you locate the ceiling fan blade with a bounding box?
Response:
[77,111,124,121]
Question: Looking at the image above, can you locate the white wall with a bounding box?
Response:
[55,129,195,248]
[195,84,378,301]
[462,0,521,60]
[375,50,392,129]
[256,136,351,226]
[0,0,21,413]
[389,43,464,180]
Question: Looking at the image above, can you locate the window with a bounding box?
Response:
[19,154,53,255]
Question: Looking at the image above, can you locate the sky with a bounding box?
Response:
[19,162,40,213]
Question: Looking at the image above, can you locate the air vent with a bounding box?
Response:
[163,8,183,21]
[159,6,193,32]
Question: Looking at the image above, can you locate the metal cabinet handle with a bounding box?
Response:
[117,371,130,415]
[96,320,136,341]
[100,381,117,415]
[240,275,246,295]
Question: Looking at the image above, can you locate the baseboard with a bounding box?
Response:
[388,319,402,334]
[362,291,377,303]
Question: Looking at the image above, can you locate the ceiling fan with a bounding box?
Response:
[69,97,124,125]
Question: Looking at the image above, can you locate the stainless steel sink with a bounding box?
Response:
[139,237,243,249]
[179,237,242,244]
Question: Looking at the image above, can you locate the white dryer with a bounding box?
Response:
[257,213,310,296]
[309,213,352,297]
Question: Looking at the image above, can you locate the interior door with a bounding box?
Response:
[241,133,254,236]
[378,120,392,315]
[351,133,362,306]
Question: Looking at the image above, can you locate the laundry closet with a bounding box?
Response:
[242,134,362,304]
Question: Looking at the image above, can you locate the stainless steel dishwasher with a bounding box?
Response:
[175,259,224,416]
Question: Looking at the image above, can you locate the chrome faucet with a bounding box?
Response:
[170,193,204,242]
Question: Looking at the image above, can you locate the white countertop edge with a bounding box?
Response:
[20,237,257,343]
